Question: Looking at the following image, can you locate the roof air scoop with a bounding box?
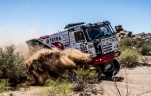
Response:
[64,22,85,29]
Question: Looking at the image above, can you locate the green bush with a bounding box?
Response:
[17,81,31,90]
[0,79,9,93]
[0,45,27,84]
[40,79,73,96]
[42,69,98,95]
[118,48,141,68]
[135,40,147,48]
[35,68,103,96]
[139,44,151,55]
[140,56,151,66]
[74,68,98,84]
[72,69,104,95]
[118,37,151,56]
[118,38,136,50]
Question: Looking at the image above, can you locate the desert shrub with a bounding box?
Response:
[74,68,98,84]
[0,45,27,85]
[135,39,147,48]
[36,68,103,96]
[140,56,151,66]
[42,69,98,95]
[139,44,151,55]
[17,81,31,90]
[0,79,9,93]
[72,68,104,95]
[38,79,73,96]
[118,48,141,68]
[118,38,136,50]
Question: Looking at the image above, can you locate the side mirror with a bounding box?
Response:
[112,32,116,35]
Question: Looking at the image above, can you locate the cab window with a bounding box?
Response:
[74,31,85,43]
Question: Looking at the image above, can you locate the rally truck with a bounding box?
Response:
[26,21,121,80]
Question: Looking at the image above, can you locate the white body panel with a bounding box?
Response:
[36,30,118,57]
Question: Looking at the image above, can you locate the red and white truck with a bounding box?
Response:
[26,21,121,79]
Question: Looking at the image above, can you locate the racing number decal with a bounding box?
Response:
[80,45,87,53]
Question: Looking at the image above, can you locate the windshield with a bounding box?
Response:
[87,26,113,40]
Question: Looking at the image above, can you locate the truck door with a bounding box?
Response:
[69,30,88,53]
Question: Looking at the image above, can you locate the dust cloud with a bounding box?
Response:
[0,25,93,85]
[0,25,46,58]
[26,48,93,85]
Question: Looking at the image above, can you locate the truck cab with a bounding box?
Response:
[67,21,118,56]
[65,21,121,80]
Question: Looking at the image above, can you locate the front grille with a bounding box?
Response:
[103,46,112,54]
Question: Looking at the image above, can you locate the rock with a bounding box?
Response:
[120,31,126,36]
[127,31,132,37]
[114,24,151,44]
[146,39,149,42]
[115,25,123,32]
[133,37,137,39]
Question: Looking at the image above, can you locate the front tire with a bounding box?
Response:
[103,59,120,76]
[94,66,102,84]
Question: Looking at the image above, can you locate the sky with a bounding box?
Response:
[0,0,151,45]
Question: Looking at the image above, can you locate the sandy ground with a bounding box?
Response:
[1,66,151,96]
[102,66,151,96]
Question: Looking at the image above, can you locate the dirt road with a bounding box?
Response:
[1,66,151,96]
[102,66,151,96]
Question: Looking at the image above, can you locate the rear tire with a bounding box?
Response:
[103,59,120,76]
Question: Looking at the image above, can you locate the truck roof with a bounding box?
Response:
[64,22,85,29]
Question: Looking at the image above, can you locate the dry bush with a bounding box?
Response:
[118,38,136,50]
[139,44,151,55]
[141,56,150,64]
[118,48,141,68]
[135,39,147,48]
[35,68,104,96]
[140,56,151,66]
[72,68,104,96]
[37,79,73,96]
[118,38,151,55]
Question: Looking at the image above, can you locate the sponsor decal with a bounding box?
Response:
[106,42,109,46]
[63,39,69,41]
[63,36,69,38]
[65,42,69,47]
[50,36,61,42]
[62,34,68,36]
[46,39,49,44]
[88,44,94,48]
[51,42,64,50]
[80,45,87,52]
[102,40,112,47]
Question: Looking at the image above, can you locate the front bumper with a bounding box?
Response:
[92,50,121,66]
